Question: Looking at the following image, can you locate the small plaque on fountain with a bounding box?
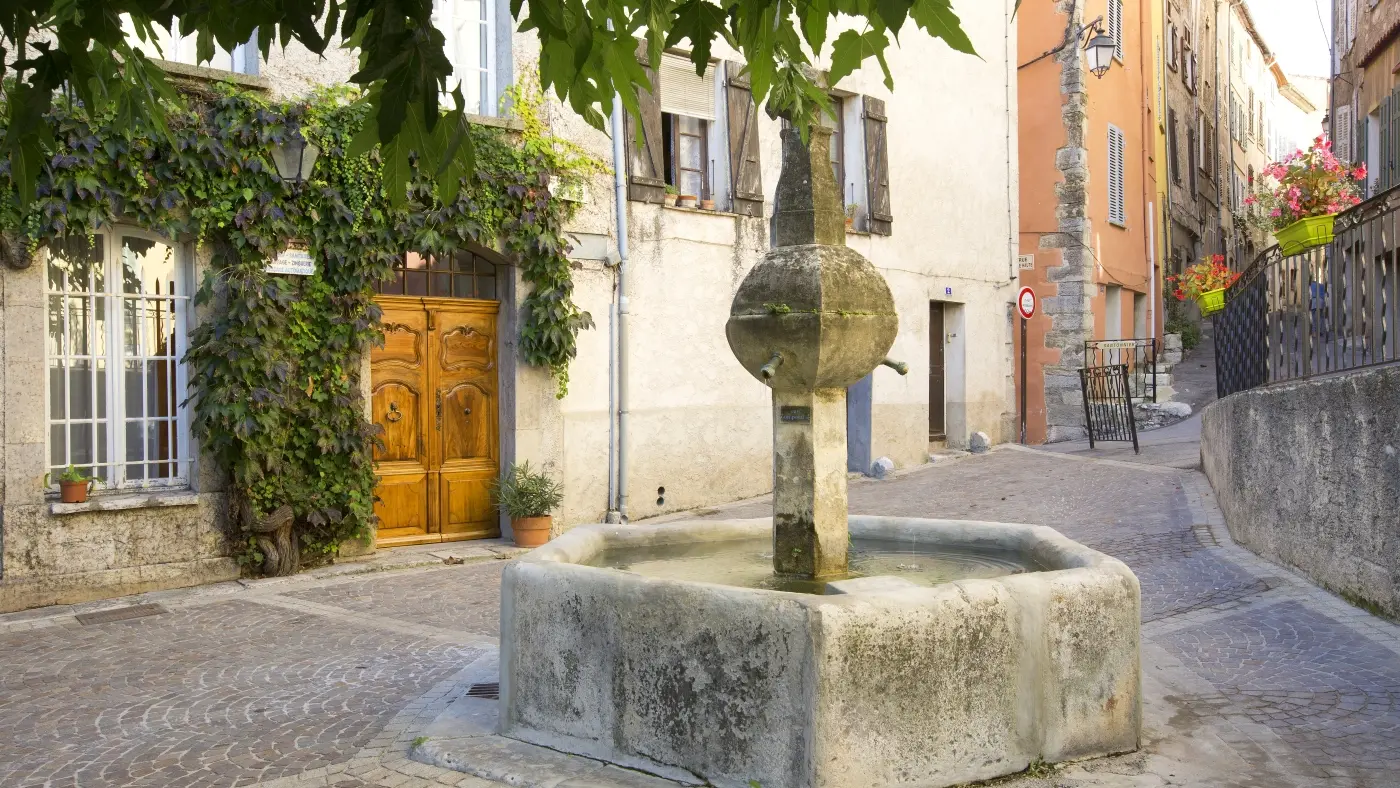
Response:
[779,406,812,424]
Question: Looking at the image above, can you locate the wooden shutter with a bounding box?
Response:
[1108,125,1125,226]
[1336,104,1353,164]
[1357,114,1369,197]
[1109,0,1123,60]
[1391,88,1400,191]
[724,61,764,218]
[1168,110,1179,183]
[624,43,666,204]
[864,97,893,235]
[1381,95,1390,192]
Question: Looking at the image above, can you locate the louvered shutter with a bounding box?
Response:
[864,97,893,235]
[1109,0,1123,60]
[624,42,666,204]
[1336,104,1353,163]
[1168,110,1180,183]
[1391,88,1400,191]
[1357,114,1369,197]
[724,61,764,218]
[1108,125,1126,226]
[1381,95,1391,192]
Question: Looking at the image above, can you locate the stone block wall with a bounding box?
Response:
[1201,363,1400,620]
[0,243,240,614]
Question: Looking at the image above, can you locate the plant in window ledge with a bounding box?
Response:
[664,184,679,207]
[845,203,858,230]
[46,465,96,504]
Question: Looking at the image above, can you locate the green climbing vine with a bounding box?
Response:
[0,75,603,566]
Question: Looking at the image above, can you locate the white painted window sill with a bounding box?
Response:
[49,490,201,516]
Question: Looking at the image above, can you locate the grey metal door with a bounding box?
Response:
[929,302,946,440]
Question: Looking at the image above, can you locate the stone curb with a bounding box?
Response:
[0,546,525,633]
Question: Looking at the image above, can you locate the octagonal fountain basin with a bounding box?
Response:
[499,516,1141,788]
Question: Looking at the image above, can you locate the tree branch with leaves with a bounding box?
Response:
[3,0,976,209]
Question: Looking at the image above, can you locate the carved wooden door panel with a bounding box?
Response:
[432,303,499,541]
[372,297,499,546]
[371,305,433,544]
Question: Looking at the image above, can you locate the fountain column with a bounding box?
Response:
[726,126,899,579]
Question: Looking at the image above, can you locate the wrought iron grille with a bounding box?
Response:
[1079,364,1140,453]
[1085,338,1158,402]
[1216,187,1400,397]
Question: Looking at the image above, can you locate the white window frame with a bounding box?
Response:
[435,0,498,116]
[44,230,193,493]
[122,15,259,75]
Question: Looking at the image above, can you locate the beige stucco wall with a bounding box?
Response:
[509,0,1020,526]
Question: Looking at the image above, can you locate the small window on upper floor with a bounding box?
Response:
[624,51,765,218]
[434,0,502,116]
[122,16,260,75]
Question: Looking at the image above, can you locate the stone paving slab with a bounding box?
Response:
[5,444,1400,788]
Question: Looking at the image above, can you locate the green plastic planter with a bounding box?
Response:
[1197,287,1227,316]
[1275,214,1336,256]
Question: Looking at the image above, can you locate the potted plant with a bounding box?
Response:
[678,193,698,209]
[493,461,564,548]
[47,465,95,503]
[663,184,679,207]
[1166,254,1242,317]
[844,203,858,230]
[1245,135,1366,255]
[700,197,716,210]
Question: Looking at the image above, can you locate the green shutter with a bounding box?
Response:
[1382,96,1391,192]
[1358,114,1368,198]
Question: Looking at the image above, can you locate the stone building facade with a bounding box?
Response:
[1017,0,1163,443]
[1332,0,1400,198]
[0,3,1021,611]
[1162,0,1224,276]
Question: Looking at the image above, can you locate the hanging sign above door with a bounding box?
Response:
[267,244,315,276]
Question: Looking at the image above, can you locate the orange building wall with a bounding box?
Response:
[1014,0,1072,444]
[1016,0,1160,445]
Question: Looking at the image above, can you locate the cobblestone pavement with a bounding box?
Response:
[4,443,1400,787]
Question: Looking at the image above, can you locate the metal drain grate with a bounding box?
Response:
[466,682,499,700]
[75,603,167,626]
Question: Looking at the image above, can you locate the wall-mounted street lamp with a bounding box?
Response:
[1084,28,1116,79]
[270,134,321,186]
[1017,15,1117,80]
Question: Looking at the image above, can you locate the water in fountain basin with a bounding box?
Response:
[589,538,1040,595]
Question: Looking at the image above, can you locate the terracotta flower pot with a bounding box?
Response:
[59,479,91,504]
[512,515,553,548]
[700,199,716,210]
[678,195,698,208]
[665,194,679,207]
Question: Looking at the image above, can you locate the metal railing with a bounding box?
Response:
[1085,338,1158,402]
[1216,189,1400,398]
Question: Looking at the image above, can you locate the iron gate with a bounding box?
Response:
[1084,338,1157,402]
[1079,364,1140,453]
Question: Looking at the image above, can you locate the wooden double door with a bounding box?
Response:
[372,297,500,546]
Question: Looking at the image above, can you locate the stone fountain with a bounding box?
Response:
[498,128,1141,788]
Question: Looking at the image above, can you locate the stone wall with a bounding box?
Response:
[1201,364,1400,620]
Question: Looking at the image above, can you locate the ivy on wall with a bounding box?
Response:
[0,78,603,566]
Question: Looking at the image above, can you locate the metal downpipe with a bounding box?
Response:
[608,90,631,523]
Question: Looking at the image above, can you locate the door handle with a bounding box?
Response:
[436,391,442,430]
